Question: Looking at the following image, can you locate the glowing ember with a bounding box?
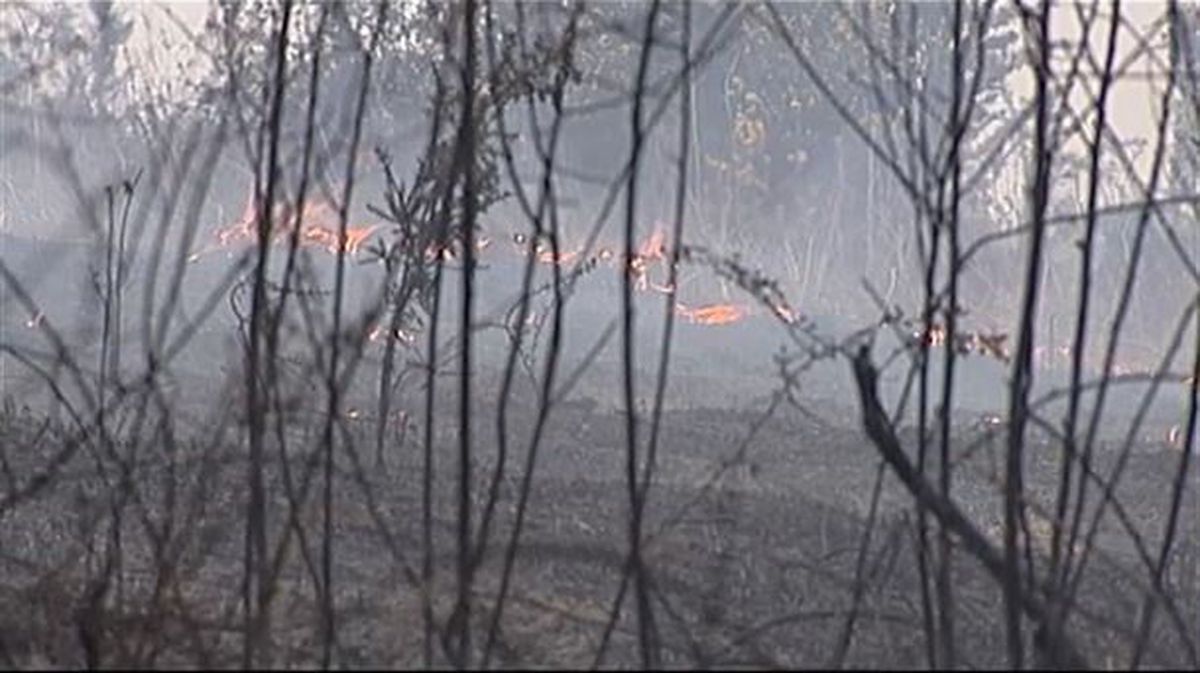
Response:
[637,227,667,261]
[676,302,747,326]
[980,413,1003,428]
[922,324,948,348]
[770,303,799,324]
[909,324,1010,363]
[424,242,459,262]
[368,323,417,345]
[629,257,650,291]
[536,247,580,265]
[624,225,675,291]
[1167,424,1185,450]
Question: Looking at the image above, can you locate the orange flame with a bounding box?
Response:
[215,188,378,256]
[676,302,747,326]
[212,194,777,333]
[536,247,580,266]
[300,224,379,255]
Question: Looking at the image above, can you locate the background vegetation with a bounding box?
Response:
[1,0,1197,668]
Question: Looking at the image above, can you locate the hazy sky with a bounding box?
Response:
[118,0,214,104]
[1038,0,1175,178]
[115,0,1174,164]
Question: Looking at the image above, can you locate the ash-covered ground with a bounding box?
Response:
[1,381,1195,668]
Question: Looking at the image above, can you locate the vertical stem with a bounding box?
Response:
[419,69,451,671]
[936,2,965,666]
[454,0,479,665]
[320,3,384,667]
[1005,3,1053,667]
[100,186,115,438]
[1051,0,1120,658]
[243,3,293,666]
[1130,3,1193,666]
[622,2,662,667]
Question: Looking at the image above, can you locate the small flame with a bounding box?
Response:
[215,188,378,256]
[625,225,674,291]
[676,302,747,326]
[637,227,667,261]
[923,324,948,348]
[536,247,580,265]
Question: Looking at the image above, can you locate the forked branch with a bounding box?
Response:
[848,344,1087,670]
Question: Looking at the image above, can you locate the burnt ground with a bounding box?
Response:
[1,352,1197,669]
